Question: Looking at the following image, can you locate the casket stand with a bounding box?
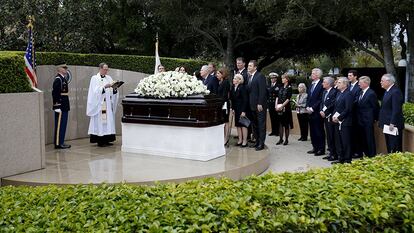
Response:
[121,94,225,161]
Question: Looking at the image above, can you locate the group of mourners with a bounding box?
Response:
[198,58,405,164]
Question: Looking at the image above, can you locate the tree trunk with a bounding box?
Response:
[407,13,414,102]
[378,11,397,78]
[224,0,235,72]
[225,31,234,71]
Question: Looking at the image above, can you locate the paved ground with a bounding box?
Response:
[227,131,333,174]
[264,134,332,173]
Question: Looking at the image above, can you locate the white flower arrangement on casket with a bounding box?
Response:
[134,71,210,98]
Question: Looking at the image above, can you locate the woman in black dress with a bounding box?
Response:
[275,74,293,145]
[230,74,249,147]
[217,67,231,144]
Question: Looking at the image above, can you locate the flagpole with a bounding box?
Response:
[154,32,162,74]
[27,16,36,72]
[25,15,41,91]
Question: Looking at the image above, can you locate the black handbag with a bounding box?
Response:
[239,116,251,127]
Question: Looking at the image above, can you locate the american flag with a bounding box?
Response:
[24,25,38,88]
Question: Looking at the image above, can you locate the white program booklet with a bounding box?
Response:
[383,124,399,136]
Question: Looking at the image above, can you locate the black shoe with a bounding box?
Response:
[327,157,338,161]
[283,140,289,145]
[331,161,343,164]
[352,154,363,159]
[236,142,242,146]
[307,149,316,154]
[255,145,265,151]
[301,138,307,141]
[276,139,284,145]
[249,144,257,148]
[314,150,325,156]
[55,144,71,149]
[268,132,276,136]
[322,156,330,160]
[97,143,107,147]
[241,143,248,148]
[298,137,303,141]
[106,142,114,146]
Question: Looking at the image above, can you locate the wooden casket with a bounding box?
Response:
[121,94,226,161]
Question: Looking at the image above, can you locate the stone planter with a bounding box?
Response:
[0,92,45,184]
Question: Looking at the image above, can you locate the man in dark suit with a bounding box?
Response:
[332,77,353,164]
[247,60,267,151]
[347,70,363,158]
[52,63,71,149]
[267,72,280,136]
[379,73,404,153]
[234,57,249,85]
[306,68,326,155]
[200,65,218,94]
[319,77,338,160]
[356,76,379,157]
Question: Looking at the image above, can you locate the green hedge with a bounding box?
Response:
[34,52,207,75]
[1,153,413,232]
[0,52,32,93]
[0,51,207,93]
[403,102,414,126]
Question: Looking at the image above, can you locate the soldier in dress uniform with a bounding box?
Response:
[52,63,71,149]
[267,72,280,136]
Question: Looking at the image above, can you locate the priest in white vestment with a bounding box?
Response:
[86,63,119,147]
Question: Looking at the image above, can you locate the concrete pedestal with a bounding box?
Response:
[122,123,225,161]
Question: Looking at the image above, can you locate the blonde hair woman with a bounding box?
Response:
[230,74,249,147]
[296,83,308,141]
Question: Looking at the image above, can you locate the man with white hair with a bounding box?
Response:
[379,73,404,153]
[356,76,379,157]
[200,65,218,94]
[332,77,353,164]
[306,68,326,156]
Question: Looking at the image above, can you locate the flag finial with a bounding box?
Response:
[27,15,34,29]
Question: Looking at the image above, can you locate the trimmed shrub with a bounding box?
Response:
[0,51,207,93]
[1,153,413,232]
[0,52,32,93]
[403,102,414,126]
[35,52,207,74]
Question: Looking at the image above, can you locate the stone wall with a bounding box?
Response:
[36,65,148,144]
[0,92,45,180]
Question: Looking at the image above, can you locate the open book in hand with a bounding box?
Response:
[111,80,125,89]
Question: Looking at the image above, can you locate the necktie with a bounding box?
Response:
[383,91,388,100]
[248,74,252,85]
[324,90,328,102]
[350,84,354,91]
[359,91,364,102]
[310,82,316,95]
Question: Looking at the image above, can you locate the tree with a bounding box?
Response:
[250,0,414,89]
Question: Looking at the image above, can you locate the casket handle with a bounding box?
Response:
[148,107,151,118]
